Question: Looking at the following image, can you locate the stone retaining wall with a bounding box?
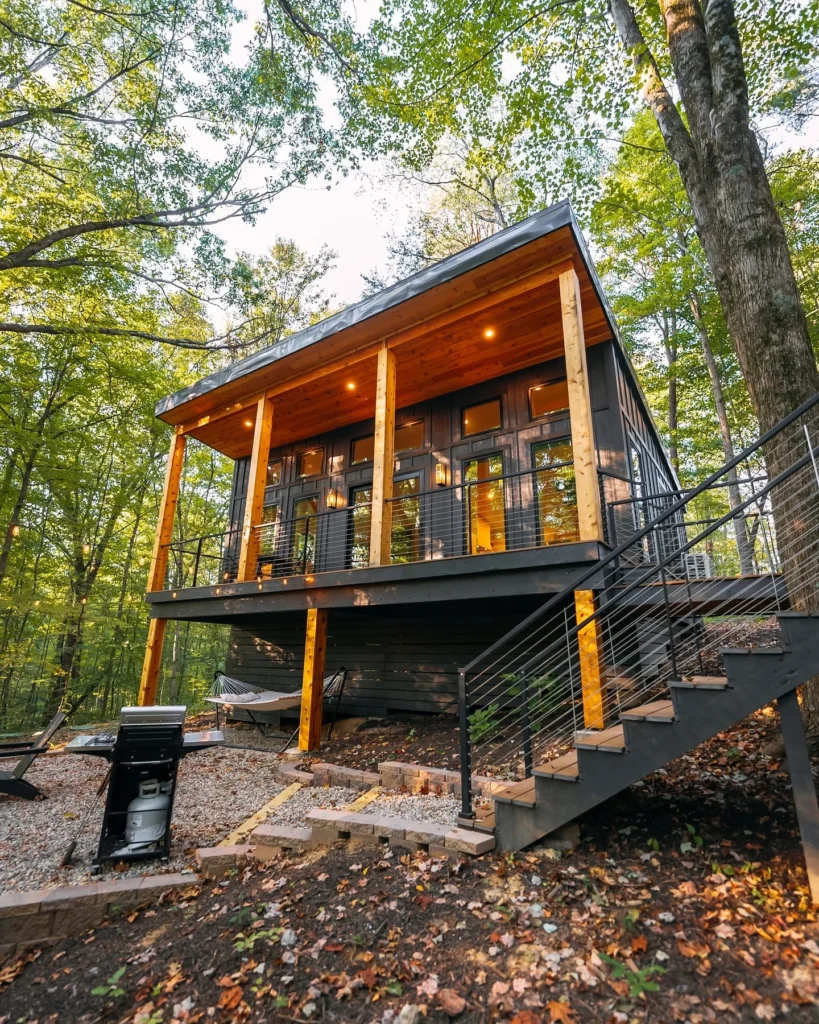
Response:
[0,873,195,958]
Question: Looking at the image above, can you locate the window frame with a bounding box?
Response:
[296,447,324,478]
[394,418,425,454]
[528,378,570,422]
[461,397,503,439]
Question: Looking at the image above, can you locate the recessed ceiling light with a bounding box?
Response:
[484,328,495,339]
[244,419,253,427]
[346,382,356,390]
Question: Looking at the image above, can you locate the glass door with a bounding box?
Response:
[533,438,579,545]
[349,486,372,568]
[464,454,506,554]
[291,495,318,572]
[348,476,421,567]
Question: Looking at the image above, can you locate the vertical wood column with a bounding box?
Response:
[299,607,328,751]
[778,689,819,903]
[138,619,167,706]
[138,430,186,706]
[575,589,605,730]
[560,268,604,542]
[237,396,275,581]
[369,345,397,566]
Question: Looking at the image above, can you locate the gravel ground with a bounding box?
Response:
[264,785,356,826]
[365,792,460,825]
[0,746,284,893]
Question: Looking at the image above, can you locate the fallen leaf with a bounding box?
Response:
[218,986,243,1010]
[631,935,648,953]
[438,988,466,1017]
[547,1000,576,1023]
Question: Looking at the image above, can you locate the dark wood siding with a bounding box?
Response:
[225,596,545,716]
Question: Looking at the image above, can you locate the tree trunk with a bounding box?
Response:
[688,291,755,574]
[660,310,679,475]
[610,0,819,735]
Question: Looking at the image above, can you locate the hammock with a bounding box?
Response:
[206,667,347,718]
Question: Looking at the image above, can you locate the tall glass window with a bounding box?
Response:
[291,495,318,571]
[464,454,506,554]
[348,476,421,567]
[533,439,579,545]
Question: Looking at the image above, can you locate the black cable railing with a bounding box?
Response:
[456,392,819,821]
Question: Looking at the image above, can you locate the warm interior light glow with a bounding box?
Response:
[483,327,495,339]
[346,382,356,390]
[244,419,253,427]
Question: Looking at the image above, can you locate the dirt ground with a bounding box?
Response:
[2,708,818,1024]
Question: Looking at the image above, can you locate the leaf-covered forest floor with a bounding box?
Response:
[2,708,818,1023]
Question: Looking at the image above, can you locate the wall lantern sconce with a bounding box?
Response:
[326,488,338,509]
[11,524,20,537]
[435,463,448,487]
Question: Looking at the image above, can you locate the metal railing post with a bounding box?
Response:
[192,536,203,588]
[302,517,310,575]
[457,670,474,821]
[521,673,534,778]
[657,528,680,678]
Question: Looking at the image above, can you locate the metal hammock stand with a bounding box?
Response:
[207,667,348,752]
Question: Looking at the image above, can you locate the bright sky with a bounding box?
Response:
[213,0,406,308]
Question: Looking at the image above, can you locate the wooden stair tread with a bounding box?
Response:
[534,750,579,778]
[496,777,536,806]
[575,724,626,750]
[620,699,674,721]
[675,675,729,689]
[474,809,496,833]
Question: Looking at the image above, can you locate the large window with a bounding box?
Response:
[266,459,282,487]
[351,435,375,465]
[464,454,506,554]
[533,439,579,545]
[297,448,323,478]
[394,420,424,453]
[291,495,318,570]
[348,476,422,567]
[351,420,425,466]
[529,379,570,420]
[462,398,502,438]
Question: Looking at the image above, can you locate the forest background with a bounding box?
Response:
[2,0,818,730]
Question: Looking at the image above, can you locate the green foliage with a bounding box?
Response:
[599,951,666,998]
[468,703,500,743]
[91,965,127,998]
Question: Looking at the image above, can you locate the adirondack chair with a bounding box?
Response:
[0,712,66,799]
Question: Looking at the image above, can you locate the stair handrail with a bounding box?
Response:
[456,390,819,821]
[460,391,819,677]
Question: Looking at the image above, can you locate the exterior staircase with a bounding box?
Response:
[454,394,819,898]
[489,612,819,851]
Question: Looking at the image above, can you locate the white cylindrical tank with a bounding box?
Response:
[125,779,171,845]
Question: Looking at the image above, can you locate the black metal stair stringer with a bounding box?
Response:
[493,613,819,851]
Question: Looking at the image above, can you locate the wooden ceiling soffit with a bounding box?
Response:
[177,251,579,439]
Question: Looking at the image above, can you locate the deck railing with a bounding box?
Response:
[158,462,601,588]
[455,394,819,819]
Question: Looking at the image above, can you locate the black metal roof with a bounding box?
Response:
[155,199,615,418]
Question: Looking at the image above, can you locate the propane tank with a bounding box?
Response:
[125,779,171,846]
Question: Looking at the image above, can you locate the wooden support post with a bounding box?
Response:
[369,344,397,567]
[575,589,605,730]
[138,431,186,706]
[147,432,187,593]
[560,268,604,542]
[299,607,328,752]
[137,618,167,706]
[237,397,275,581]
[778,689,819,904]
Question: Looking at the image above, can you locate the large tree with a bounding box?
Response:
[0,0,354,352]
[359,0,819,729]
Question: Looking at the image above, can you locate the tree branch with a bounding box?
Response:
[608,0,701,189]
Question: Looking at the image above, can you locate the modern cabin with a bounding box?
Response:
[138,200,677,735]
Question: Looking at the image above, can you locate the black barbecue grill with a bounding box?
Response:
[67,706,223,870]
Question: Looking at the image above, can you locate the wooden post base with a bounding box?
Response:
[778,689,819,904]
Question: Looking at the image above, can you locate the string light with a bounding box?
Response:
[11,524,20,537]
